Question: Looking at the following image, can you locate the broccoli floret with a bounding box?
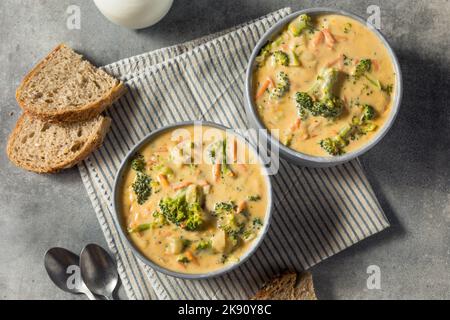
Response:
[362,104,376,121]
[320,103,379,156]
[288,14,313,36]
[242,218,264,241]
[213,201,235,215]
[158,192,204,231]
[360,122,378,134]
[382,83,394,96]
[185,184,204,206]
[308,68,344,119]
[213,201,245,236]
[269,71,290,100]
[353,59,372,80]
[177,255,190,264]
[353,104,377,125]
[272,50,289,66]
[353,59,393,94]
[247,195,261,202]
[290,50,301,66]
[184,202,204,231]
[151,211,168,228]
[295,92,314,119]
[132,172,152,205]
[127,212,168,233]
[320,138,344,156]
[284,132,294,147]
[253,218,263,227]
[220,139,234,177]
[159,193,187,224]
[343,22,352,34]
[206,140,221,163]
[196,240,212,251]
[319,124,353,156]
[311,98,344,119]
[255,42,272,66]
[218,213,244,236]
[320,112,380,156]
[127,223,151,234]
[159,165,174,177]
[131,153,146,172]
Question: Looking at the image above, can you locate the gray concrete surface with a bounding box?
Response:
[0,0,448,300]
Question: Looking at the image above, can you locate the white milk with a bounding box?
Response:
[93,0,174,29]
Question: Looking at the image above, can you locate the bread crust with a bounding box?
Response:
[6,113,111,173]
[251,271,317,300]
[15,44,126,123]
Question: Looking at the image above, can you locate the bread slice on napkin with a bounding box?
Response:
[16,44,125,122]
[252,271,317,300]
[7,113,111,173]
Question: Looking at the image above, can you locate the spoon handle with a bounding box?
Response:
[83,289,98,300]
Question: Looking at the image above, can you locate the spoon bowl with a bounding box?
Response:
[44,247,97,300]
[80,244,119,300]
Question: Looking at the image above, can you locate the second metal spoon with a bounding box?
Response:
[80,244,119,300]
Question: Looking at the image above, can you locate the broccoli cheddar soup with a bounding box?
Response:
[253,14,396,156]
[120,125,270,274]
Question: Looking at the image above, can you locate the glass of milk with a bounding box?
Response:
[93,0,174,29]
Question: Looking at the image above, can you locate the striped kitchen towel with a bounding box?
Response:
[78,7,389,300]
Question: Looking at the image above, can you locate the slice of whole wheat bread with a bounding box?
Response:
[16,44,125,122]
[7,113,111,173]
[252,271,317,300]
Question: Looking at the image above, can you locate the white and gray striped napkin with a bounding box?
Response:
[78,8,389,300]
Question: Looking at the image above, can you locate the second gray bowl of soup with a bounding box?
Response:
[113,121,273,279]
[245,8,403,167]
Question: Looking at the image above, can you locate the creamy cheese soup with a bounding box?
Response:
[253,14,396,156]
[120,125,269,274]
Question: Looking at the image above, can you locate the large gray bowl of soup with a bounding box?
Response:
[113,121,273,279]
[245,8,403,167]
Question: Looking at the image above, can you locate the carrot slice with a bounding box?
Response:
[172,181,192,191]
[372,59,380,71]
[255,77,274,99]
[232,138,237,162]
[213,163,221,182]
[311,30,324,48]
[158,174,170,187]
[185,251,198,265]
[237,201,247,214]
[290,118,301,131]
[226,170,236,178]
[322,29,336,48]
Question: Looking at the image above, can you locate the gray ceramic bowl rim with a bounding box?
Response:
[245,7,403,166]
[112,121,273,280]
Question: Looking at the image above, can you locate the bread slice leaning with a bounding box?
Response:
[252,271,317,300]
[7,113,111,173]
[16,44,125,122]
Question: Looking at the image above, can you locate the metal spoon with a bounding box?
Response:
[80,244,119,300]
[44,247,98,300]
